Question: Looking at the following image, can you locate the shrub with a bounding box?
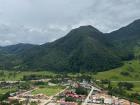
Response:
[65,96,76,102]
[118,82,134,90]
[120,71,130,76]
[75,87,88,95]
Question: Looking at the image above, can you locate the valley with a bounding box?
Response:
[0,17,140,105]
[0,58,140,104]
[0,0,140,104]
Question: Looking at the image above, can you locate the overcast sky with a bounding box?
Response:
[0,0,140,46]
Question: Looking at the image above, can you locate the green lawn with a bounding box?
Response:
[31,86,65,96]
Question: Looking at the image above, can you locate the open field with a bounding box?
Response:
[0,70,56,81]
[31,86,65,96]
[0,88,16,94]
[94,60,140,81]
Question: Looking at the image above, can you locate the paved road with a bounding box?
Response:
[82,85,102,105]
[82,86,94,105]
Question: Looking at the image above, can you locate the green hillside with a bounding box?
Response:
[94,59,140,94]
[107,19,140,60]
[18,26,122,72]
[66,59,140,94]
[94,60,140,81]
[0,19,140,72]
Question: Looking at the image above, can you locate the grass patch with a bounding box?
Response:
[0,70,56,81]
[94,60,140,81]
[31,86,65,96]
[0,88,16,94]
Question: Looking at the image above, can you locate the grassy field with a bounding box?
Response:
[94,60,140,81]
[133,83,140,92]
[32,86,65,96]
[93,60,140,94]
[0,88,16,94]
[93,59,140,94]
[0,70,56,81]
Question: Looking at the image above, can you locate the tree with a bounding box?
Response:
[18,82,31,90]
[118,82,134,90]
[75,87,88,95]
[65,96,76,102]
[120,71,130,76]
[30,101,38,105]
[0,92,10,101]
[108,87,126,96]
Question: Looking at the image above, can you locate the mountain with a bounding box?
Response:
[108,19,140,41]
[107,19,140,60]
[0,19,140,72]
[0,43,36,54]
[0,43,36,70]
[19,25,121,72]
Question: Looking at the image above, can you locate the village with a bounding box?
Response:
[0,77,139,105]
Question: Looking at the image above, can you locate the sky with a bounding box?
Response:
[0,0,140,46]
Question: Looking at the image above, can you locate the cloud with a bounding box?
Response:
[0,0,140,46]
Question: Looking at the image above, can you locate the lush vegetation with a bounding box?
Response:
[94,60,140,81]
[75,86,88,95]
[65,96,76,102]
[2,19,140,72]
[98,80,140,104]
[0,19,139,104]
[0,19,140,73]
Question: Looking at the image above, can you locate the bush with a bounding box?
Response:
[118,82,134,90]
[75,87,88,95]
[18,82,31,90]
[108,87,126,96]
[65,96,76,102]
[0,92,10,101]
[131,93,140,102]
[101,79,110,84]
[34,81,48,86]
[127,66,134,72]
[120,71,130,76]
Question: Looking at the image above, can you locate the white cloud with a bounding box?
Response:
[0,0,140,46]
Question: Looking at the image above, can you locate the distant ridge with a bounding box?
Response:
[0,19,140,72]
